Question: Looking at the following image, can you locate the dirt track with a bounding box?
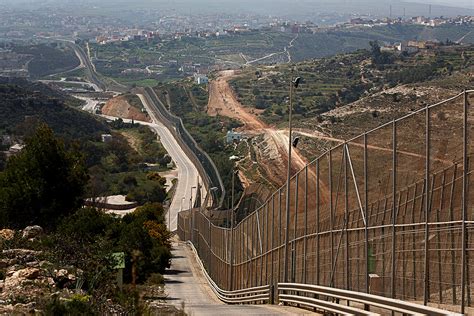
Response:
[207,70,267,130]
[207,70,314,187]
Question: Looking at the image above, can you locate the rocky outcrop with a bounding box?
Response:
[22,226,43,240]
[0,227,82,314]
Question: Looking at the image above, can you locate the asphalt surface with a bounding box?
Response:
[164,240,312,315]
[137,94,202,232]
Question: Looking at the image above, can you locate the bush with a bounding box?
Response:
[0,124,89,230]
[44,295,96,316]
[119,203,171,282]
[146,273,165,285]
[49,204,171,304]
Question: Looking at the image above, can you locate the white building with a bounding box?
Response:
[194,74,209,85]
[101,134,113,143]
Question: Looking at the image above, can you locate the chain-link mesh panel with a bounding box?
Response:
[176,92,472,313]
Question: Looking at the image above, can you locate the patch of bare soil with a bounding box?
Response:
[207,70,314,189]
[102,95,151,122]
[207,70,267,130]
[119,131,141,153]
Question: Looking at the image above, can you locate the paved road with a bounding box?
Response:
[165,240,312,315]
[100,111,201,232]
[39,79,101,92]
[137,94,202,231]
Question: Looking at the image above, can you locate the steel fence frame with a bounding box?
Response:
[178,90,473,314]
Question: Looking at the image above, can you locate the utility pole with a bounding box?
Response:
[283,76,301,283]
[229,155,241,290]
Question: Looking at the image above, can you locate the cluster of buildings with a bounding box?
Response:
[92,14,474,45]
[94,30,160,45]
[381,40,443,54]
[344,15,474,28]
[410,15,474,27]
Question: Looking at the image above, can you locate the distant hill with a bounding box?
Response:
[12,43,80,79]
[0,78,109,140]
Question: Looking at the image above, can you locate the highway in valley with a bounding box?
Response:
[99,105,201,233]
[59,35,202,232]
[66,40,307,314]
[137,94,202,232]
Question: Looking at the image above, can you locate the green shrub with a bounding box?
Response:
[44,296,96,316]
[0,124,89,230]
[146,273,164,285]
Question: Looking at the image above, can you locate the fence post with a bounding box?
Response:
[316,159,320,287]
[284,178,291,282]
[191,209,195,245]
[364,133,370,311]
[391,120,397,300]
[461,90,468,314]
[303,166,308,284]
[344,144,349,291]
[271,194,275,289]
[278,189,282,283]
[269,284,275,305]
[209,220,212,281]
[329,150,334,287]
[292,173,299,283]
[423,103,431,306]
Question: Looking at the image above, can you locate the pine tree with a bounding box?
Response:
[0,124,88,229]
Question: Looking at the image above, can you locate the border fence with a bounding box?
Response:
[141,87,225,207]
[178,90,473,314]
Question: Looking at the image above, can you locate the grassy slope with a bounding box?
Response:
[0,78,108,139]
[229,44,473,126]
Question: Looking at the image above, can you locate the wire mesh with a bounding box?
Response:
[177,91,472,313]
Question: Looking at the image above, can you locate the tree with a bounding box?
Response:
[369,41,394,66]
[0,124,89,229]
[0,152,5,171]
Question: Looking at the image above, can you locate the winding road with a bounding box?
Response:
[137,94,202,232]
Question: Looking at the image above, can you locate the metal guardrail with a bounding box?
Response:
[178,90,473,315]
[278,283,462,316]
[187,241,270,304]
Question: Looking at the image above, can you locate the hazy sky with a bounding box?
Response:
[412,0,473,8]
[0,0,472,15]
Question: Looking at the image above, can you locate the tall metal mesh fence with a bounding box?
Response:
[177,91,473,313]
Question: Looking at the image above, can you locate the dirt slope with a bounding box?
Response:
[207,70,311,187]
[101,95,151,122]
[207,70,266,130]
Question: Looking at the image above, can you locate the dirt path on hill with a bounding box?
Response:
[207,70,267,130]
[206,70,329,201]
[101,95,151,122]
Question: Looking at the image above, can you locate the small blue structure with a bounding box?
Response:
[226,129,242,144]
[194,74,209,85]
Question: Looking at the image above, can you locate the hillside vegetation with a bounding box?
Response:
[12,43,80,78]
[229,44,474,125]
[0,113,172,314]
[90,24,474,84]
[0,79,170,205]
[0,78,108,140]
[152,80,244,205]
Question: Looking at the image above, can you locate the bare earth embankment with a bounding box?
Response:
[101,95,151,122]
[207,70,310,186]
